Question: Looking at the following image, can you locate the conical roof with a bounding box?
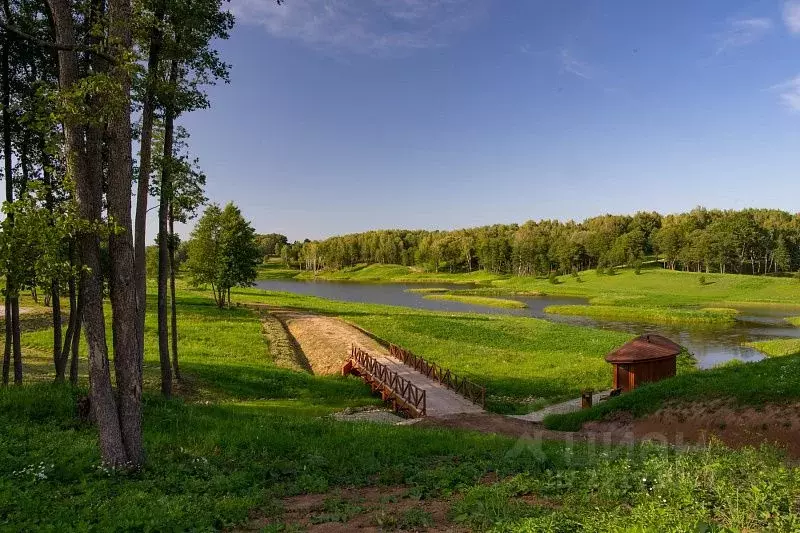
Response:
[605,334,681,363]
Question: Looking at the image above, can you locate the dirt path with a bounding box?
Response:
[268,309,484,417]
[511,390,613,423]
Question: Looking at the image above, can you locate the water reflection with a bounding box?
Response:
[253,279,799,368]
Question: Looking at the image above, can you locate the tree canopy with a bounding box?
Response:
[187,202,261,307]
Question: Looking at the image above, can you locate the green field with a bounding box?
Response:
[423,293,528,309]
[544,304,738,325]
[268,263,800,327]
[273,263,800,305]
[231,285,630,413]
[3,279,800,530]
[744,338,800,358]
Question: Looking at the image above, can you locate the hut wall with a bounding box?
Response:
[631,357,676,389]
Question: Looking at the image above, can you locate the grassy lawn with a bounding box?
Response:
[422,293,528,309]
[2,281,800,530]
[276,263,800,307]
[544,304,739,325]
[230,285,631,413]
[744,338,800,358]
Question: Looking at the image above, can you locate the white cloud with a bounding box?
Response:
[772,75,800,112]
[231,0,487,55]
[713,17,772,54]
[783,1,800,33]
[559,48,592,79]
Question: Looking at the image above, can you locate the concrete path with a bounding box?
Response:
[268,309,484,417]
[511,390,613,423]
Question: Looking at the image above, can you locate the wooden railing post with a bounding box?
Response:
[386,342,486,408]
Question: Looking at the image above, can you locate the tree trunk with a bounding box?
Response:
[134,0,166,369]
[157,60,178,398]
[106,0,144,467]
[2,294,9,386]
[69,277,83,387]
[61,270,76,372]
[2,12,22,385]
[44,145,65,382]
[47,0,128,467]
[52,280,65,381]
[168,205,180,381]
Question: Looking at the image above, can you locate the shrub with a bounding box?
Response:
[548,272,559,284]
[633,261,642,275]
[699,275,706,286]
[606,265,616,276]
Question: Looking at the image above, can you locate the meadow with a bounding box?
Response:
[422,293,529,309]
[284,262,800,305]
[3,278,800,530]
[231,285,630,413]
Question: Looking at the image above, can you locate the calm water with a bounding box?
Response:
[253,279,800,369]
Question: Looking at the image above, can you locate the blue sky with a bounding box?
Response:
[162,0,800,242]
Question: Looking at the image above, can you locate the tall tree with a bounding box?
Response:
[187,202,260,308]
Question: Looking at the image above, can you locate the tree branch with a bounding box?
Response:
[0,20,115,63]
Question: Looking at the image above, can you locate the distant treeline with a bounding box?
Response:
[271,207,800,276]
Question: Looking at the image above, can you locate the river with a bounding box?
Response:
[253,279,800,369]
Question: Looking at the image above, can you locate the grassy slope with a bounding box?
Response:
[3,281,800,531]
[287,263,800,306]
[231,286,630,413]
[545,354,800,431]
[744,338,800,358]
[544,304,738,325]
[422,293,528,309]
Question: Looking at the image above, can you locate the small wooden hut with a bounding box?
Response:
[605,334,681,392]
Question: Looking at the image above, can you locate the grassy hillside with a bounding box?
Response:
[545,353,800,431]
[3,281,800,530]
[422,293,528,309]
[278,263,800,306]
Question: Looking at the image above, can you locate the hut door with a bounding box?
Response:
[617,364,632,392]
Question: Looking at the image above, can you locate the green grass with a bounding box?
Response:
[744,338,800,358]
[297,263,800,308]
[294,263,500,284]
[403,287,450,294]
[786,316,800,327]
[4,280,800,531]
[229,285,631,414]
[422,293,528,309]
[544,304,739,325]
[544,353,800,431]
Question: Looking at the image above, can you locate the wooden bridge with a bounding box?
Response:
[387,343,485,407]
[343,346,427,417]
[342,344,485,418]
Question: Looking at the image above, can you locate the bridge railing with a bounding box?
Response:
[348,346,427,417]
[387,343,486,407]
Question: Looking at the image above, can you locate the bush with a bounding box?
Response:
[699,275,706,286]
[595,265,605,276]
[548,272,559,284]
[633,261,642,275]
[606,265,616,276]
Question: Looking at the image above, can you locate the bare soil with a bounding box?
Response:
[586,400,800,459]
[238,486,467,532]
[249,306,800,457]
[258,307,484,417]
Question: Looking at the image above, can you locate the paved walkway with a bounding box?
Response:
[511,390,613,423]
[268,309,484,417]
